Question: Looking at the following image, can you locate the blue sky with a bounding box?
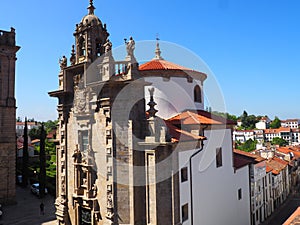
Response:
[1,0,300,121]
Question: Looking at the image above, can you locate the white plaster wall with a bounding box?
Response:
[145,76,204,119]
[179,129,250,225]
[256,121,267,130]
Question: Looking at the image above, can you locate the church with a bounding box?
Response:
[0,28,20,204]
[50,1,251,225]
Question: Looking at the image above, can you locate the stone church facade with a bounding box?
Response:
[0,28,20,204]
[50,1,210,225]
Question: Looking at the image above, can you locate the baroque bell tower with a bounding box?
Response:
[50,0,154,223]
[74,0,109,64]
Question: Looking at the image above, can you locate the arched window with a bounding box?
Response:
[78,36,86,56]
[194,85,202,103]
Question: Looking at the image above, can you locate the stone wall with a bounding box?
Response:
[0,28,19,205]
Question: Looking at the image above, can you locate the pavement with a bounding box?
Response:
[0,185,56,225]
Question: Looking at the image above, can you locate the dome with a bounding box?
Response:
[81,14,102,26]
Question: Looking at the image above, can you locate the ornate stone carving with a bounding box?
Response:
[74,87,88,113]
[104,39,112,54]
[107,192,113,208]
[125,36,135,57]
[72,145,82,163]
[61,175,66,195]
[92,183,98,197]
[59,55,67,69]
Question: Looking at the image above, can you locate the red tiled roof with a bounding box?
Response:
[234,149,265,162]
[168,110,236,126]
[164,120,206,143]
[47,129,57,139]
[31,139,40,144]
[233,153,253,169]
[265,127,291,134]
[139,59,192,71]
[283,207,300,225]
[265,156,288,175]
[282,119,300,123]
[265,165,273,173]
[16,122,38,125]
[277,147,300,158]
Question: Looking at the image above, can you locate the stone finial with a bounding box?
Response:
[70,45,76,65]
[88,0,95,15]
[153,36,164,60]
[147,88,158,117]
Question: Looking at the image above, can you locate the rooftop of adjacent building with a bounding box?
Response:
[234,149,290,175]
[168,109,236,126]
[283,207,300,225]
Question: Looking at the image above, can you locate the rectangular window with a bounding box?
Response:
[238,188,242,200]
[181,167,188,182]
[79,130,89,152]
[216,147,223,168]
[182,203,188,222]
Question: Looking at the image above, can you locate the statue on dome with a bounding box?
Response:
[125,36,135,56]
[59,55,67,69]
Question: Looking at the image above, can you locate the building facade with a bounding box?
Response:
[50,1,251,225]
[0,28,20,204]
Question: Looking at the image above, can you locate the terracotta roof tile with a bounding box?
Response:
[164,120,206,143]
[139,59,192,71]
[265,156,288,175]
[234,149,265,162]
[265,127,291,134]
[233,153,253,169]
[283,207,300,225]
[168,110,236,126]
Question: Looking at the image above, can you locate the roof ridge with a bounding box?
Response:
[187,111,201,124]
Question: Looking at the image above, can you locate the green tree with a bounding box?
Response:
[22,118,29,187]
[39,124,46,198]
[270,117,281,129]
[271,137,288,146]
[241,110,248,127]
[44,120,58,133]
[240,110,258,130]
[212,111,238,121]
[237,139,258,152]
[29,127,41,139]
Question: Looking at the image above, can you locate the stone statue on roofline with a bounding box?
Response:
[125,36,135,57]
[59,55,67,69]
[103,38,112,56]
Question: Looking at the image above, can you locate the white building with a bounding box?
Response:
[234,150,273,225]
[266,158,289,209]
[16,121,39,136]
[255,117,271,130]
[291,129,300,145]
[173,111,250,225]
[233,129,265,144]
[281,119,300,129]
[265,127,292,144]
